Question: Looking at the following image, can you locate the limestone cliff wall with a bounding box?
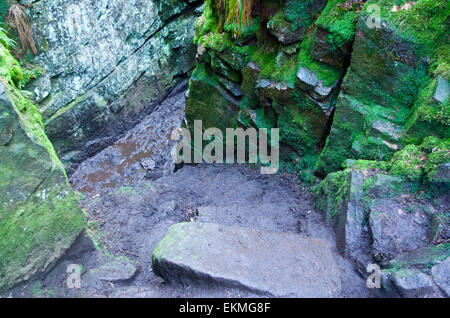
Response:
[0,42,86,291]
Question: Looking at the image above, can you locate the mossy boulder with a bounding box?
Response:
[312,0,363,69]
[381,244,450,297]
[315,160,448,266]
[0,45,86,291]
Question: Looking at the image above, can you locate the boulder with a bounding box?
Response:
[314,169,371,267]
[431,257,450,296]
[369,199,430,262]
[382,244,450,297]
[390,268,437,298]
[91,258,138,282]
[0,76,85,291]
[316,166,440,265]
[152,222,341,297]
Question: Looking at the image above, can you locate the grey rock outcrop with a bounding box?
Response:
[21,0,202,171]
[432,257,450,296]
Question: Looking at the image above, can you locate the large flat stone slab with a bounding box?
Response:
[152,222,341,297]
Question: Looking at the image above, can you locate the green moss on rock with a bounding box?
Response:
[0,42,86,291]
[390,144,425,181]
[297,30,342,87]
[314,169,350,220]
[186,63,240,132]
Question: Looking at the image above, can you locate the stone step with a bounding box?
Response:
[152,222,341,297]
[196,204,299,233]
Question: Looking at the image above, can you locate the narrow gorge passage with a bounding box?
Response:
[4,89,370,298]
[1,0,448,300]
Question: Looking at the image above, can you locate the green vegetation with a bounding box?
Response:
[405,77,450,139]
[0,32,52,156]
[0,0,8,26]
[217,0,255,37]
[284,0,319,29]
[386,243,450,272]
[315,0,359,49]
[371,0,449,76]
[296,30,342,86]
[390,144,425,181]
[341,137,449,184]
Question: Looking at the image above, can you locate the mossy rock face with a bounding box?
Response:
[0,82,85,291]
[315,9,430,175]
[312,26,353,70]
[210,51,242,83]
[316,0,449,175]
[312,0,363,69]
[186,63,240,132]
[241,62,262,108]
[0,42,86,291]
[267,0,328,45]
[388,244,450,271]
[190,0,449,179]
[405,76,450,140]
[239,106,277,130]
